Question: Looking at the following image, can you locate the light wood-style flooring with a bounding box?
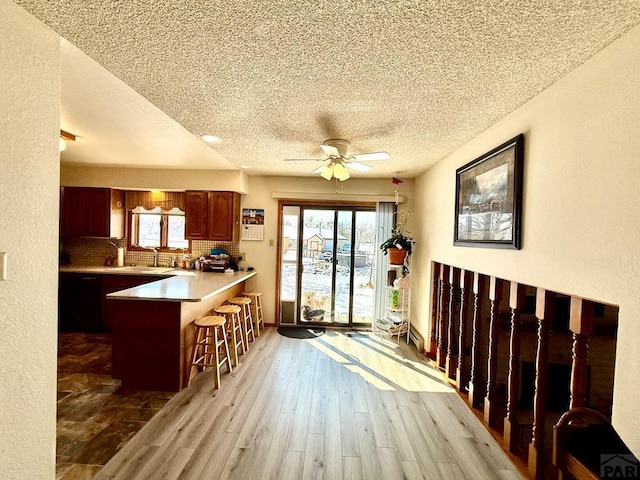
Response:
[94,328,524,479]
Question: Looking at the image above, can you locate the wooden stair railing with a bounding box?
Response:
[569,297,595,410]
[436,264,450,369]
[429,261,620,480]
[504,281,525,453]
[445,267,460,379]
[484,276,504,427]
[456,269,473,392]
[429,263,440,357]
[468,271,485,408]
[529,288,554,480]
[553,408,638,480]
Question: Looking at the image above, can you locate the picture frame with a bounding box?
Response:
[454,134,524,249]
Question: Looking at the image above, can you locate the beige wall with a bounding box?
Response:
[239,176,414,324]
[61,166,249,193]
[0,2,60,478]
[411,24,640,453]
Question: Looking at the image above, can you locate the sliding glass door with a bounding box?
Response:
[279,203,376,327]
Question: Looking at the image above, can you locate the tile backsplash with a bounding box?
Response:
[61,238,239,267]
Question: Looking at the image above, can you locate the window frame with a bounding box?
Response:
[126,209,191,253]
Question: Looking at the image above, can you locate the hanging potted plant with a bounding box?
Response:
[380,210,414,265]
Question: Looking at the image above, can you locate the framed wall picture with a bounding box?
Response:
[454,134,524,249]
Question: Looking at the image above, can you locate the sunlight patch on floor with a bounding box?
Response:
[306,331,453,393]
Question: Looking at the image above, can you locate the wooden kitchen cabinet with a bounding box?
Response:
[184,191,209,240]
[185,190,240,241]
[58,272,164,332]
[58,273,103,331]
[101,274,164,330]
[208,191,240,241]
[60,187,124,238]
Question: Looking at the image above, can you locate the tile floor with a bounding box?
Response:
[56,332,175,480]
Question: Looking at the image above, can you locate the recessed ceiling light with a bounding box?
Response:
[200,134,220,143]
[239,164,252,169]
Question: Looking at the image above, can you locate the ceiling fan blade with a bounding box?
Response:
[284,158,323,162]
[311,161,329,174]
[320,144,340,157]
[346,161,372,172]
[352,151,390,161]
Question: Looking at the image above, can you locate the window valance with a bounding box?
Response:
[124,191,185,211]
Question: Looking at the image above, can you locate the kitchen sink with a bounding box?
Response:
[111,265,175,273]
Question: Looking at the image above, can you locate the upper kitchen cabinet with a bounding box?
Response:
[61,187,124,238]
[185,191,240,242]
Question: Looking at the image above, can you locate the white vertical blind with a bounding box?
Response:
[373,202,395,327]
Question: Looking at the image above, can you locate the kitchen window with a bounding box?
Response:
[127,206,190,251]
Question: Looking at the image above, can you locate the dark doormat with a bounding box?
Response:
[277,326,326,339]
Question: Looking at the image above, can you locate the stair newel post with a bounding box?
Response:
[456,269,473,392]
[446,267,461,379]
[429,262,441,358]
[468,272,485,408]
[436,264,450,369]
[569,297,595,410]
[528,288,554,480]
[484,276,503,427]
[504,281,525,453]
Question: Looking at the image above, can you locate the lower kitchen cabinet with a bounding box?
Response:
[101,275,163,329]
[58,272,163,332]
[59,273,103,331]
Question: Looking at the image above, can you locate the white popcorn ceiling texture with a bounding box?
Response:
[16,0,640,178]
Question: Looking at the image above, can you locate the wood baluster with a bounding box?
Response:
[528,289,554,480]
[468,272,484,408]
[504,281,525,453]
[429,263,441,358]
[446,268,461,379]
[436,265,450,369]
[569,297,595,409]
[484,276,503,427]
[456,270,473,392]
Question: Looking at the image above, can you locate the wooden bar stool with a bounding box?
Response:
[189,315,231,389]
[228,296,255,350]
[214,304,245,367]
[242,290,264,336]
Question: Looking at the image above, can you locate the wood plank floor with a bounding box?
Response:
[94,328,524,480]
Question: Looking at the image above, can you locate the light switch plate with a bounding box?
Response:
[0,252,6,281]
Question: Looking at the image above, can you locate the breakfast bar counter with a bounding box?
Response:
[106,270,257,391]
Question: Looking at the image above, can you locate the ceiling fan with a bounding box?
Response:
[285,139,390,181]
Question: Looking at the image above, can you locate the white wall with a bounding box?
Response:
[0,1,60,478]
[411,24,640,454]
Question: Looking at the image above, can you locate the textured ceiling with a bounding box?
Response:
[15,0,640,178]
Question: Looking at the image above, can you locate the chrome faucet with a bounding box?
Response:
[152,248,159,267]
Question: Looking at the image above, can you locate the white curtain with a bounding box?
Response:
[373,202,396,328]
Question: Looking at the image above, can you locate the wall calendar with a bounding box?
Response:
[241,208,265,241]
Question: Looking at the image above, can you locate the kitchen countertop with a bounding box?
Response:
[105,269,257,302]
[59,265,195,276]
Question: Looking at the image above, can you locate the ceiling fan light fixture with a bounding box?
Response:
[320,164,334,180]
[60,129,76,152]
[333,162,350,181]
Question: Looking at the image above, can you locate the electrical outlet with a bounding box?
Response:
[269,239,274,247]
